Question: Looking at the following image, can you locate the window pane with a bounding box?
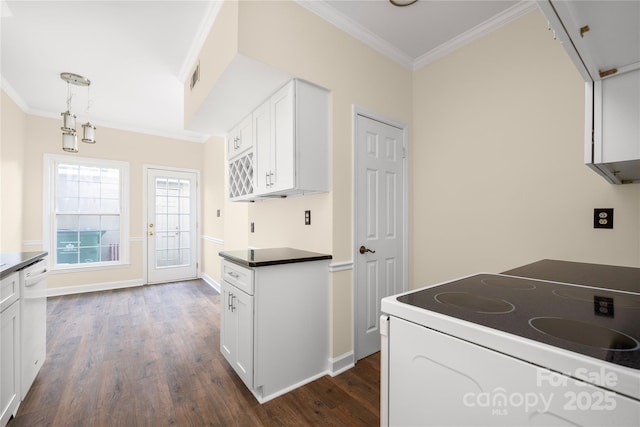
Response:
[101,215,119,231]
[57,197,79,212]
[57,214,78,230]
[52,159,125,268]
[180,249,190,265]
[101,199,119,213]
[167,214,179,231]
[79,166,101,182]
[180,214,190,231]
[179,180,190,197]
[180,197,190,214]
[101,168,119,184]
[101,183,119,199]
[79,181,100,197]
[78,215,100,230]
[180,232,190,248]
[79,197,101,212]
[166,196,179,214]
[57,180,78,198]
[167,179,180,196]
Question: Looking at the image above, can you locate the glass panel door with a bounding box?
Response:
[147,169,197,284]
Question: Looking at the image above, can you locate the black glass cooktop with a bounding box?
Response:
[397,274,640,370]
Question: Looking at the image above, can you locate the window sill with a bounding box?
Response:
[50,262,131,274]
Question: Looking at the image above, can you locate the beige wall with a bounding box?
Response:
[19,114,204,289]
[1,91,26,252]
[411,9,640,287]
[202,135,226,283]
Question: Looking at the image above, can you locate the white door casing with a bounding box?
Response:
[145,168,198,284]
[354,110,407,361]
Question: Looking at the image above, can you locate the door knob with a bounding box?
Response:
[359,245,376,254]
[149,231,154,236]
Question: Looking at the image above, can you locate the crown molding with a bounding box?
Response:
[297,0,537,71]
[413,1,538,70]
[296,0,415,70]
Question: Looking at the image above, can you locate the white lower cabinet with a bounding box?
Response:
[220,280,254,388]
[219,258,329,403]
[1,272,21,427]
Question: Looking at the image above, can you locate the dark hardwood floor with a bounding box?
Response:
[9,280,380,426]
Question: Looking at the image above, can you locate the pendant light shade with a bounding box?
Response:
[61,110,76,132]
[82,122,96,144]
[62,132,78,152]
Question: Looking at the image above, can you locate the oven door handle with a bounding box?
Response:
[25,270,48,287]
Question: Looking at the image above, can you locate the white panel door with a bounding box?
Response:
[146,169,198,284]
[355,114,405,360]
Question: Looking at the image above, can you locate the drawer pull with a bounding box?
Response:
[228,271,240,279]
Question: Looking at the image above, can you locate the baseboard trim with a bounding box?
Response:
[200,273,221,293]
[256,370,330,404]
[329,351,355,376]
[47,279,144,297]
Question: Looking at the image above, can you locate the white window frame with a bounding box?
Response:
[43,154,130,272]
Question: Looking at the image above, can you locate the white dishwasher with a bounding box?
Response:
[19,258,47,399]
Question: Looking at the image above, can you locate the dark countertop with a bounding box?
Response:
[219,248,332,268]
[0,251,48,279]
[502,259,640,294]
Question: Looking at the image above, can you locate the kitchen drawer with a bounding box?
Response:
[0,272,19,313]
[222,260,254,295]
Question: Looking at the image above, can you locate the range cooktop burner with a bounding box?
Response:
[396,273,640,370]
[435,292,514,314]
[530,317,640,351]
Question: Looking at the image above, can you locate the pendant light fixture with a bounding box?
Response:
[390,0,418,6]
[60,72,96,152]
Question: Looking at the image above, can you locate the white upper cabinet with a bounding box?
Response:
[539,1,639,82]
[227,79,329,200]
[227,115,253,161]
[538,0,640,184]
[594,69,640,164]
[227,115,255,201]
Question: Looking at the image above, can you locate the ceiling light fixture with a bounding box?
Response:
[60,72,96,152]
[390,0,418,6]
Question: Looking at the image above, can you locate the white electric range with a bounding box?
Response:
[381,273,640,426]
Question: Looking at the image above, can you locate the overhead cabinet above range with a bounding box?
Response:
[538,1,640,184]
[227,79,330,201]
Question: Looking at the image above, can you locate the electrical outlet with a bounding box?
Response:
[593,208,613,229]
[250,222,255,233]
[305,210,311,225]
[216,209,221,218]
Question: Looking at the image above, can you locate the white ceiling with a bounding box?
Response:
[1,0,536,143]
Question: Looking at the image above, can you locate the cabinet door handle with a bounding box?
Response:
[230,294,236,312]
